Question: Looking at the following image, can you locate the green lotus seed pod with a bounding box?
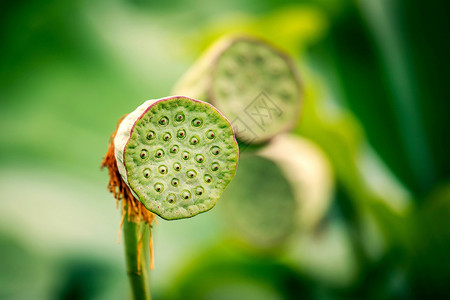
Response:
[114,96,239,220]
[221,155,296,248]
[259,134,333,231]
[221,135,333,248]
[173,36,302,144]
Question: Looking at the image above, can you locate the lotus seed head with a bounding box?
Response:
[192,118,202,127]
[155,149,164,158]
[143,168,151,178]
[167,194,176,203]
[159,116,169,126]
[170,145,179,154]
[140,149,148,159]
[146,130,156,140]
[182,151,190,160]
[154,183,164,193]
[163,132,171,141]
[195,154,205,163]
[187,169,197,179]
[181,190,191,200]
[175,112,185,122]
[173,162,181,171]
[195,186,204,196]
[159,165,168,174]
[177,129,186,139]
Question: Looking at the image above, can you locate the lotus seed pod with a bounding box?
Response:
[114,96,239,220]
[259,134,333,231]
[221,155,297,248]
[173,36,302,144]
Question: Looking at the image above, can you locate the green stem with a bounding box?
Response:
[123,210,152,300]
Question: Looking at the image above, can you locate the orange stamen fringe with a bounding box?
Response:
[101,115,156,270]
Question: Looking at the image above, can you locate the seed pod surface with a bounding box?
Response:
[114,96,239,220]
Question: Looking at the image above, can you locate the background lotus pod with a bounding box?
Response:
[114,96,239,220]
[259,134,334,231]
[173,35,302,145]
[220,155,297,249]
[221,135,333,249]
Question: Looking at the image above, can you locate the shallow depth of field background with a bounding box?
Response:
[0,0,449,299]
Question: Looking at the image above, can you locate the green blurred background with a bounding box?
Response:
[1,0,449,299]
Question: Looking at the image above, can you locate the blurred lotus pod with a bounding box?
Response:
[173,36,302,145]
[114,96,239,220]
[259,134,334,231]
[221,134,333,249]
[221,155,297,249]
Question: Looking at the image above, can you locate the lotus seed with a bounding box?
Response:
[163,132,171,141]
[195,186,204,196]
[154,183,164,193]
[192,118,202,127]
[177,129,186,139]
[170,145,179,154]
[173,162,181,171]
[146,130,156,140]
[159,165,168,174]
[140,149,148,159]
[190,136,200,145]
[181,190,191,200]
[195,154,205,163]
[186,169,197,179]
[175,113,185,122]
[204,174,212,183]
[171,178,179,187]
[211,162,220,171]
[210,146,220,155]
[182,151,190,160]
[159,116,169,126]
[155,149,164,158]
[167,194,176,203]
[206,130,215,139]
[143,168,151,178]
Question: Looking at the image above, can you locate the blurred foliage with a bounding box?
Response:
[0,0,449,299]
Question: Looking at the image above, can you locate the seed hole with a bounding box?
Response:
[186,170,197,179]
[155,149,164,158]
[162,132,171,141]
[192,118,202,127]
[206,130,215,139]
[154,183,164,193]
[182,151,190,160]
[170,145,179,154]
[177,129,186,139]
[159,116,169,126]
[167,194,176,203]
[175,113,185,122]
[171,178,179,187]
[195,186,204,196]
[147,131,156,140]
[211,162,220,172]
[159,165,168,174]
[204,174,212,183]
[173,162,181,171]
[190,136,200,145]
[143,168,151,179]
[140,149,148,159]
[210,146,220,156]
[181,190,191,200]
[195,154,205,163]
